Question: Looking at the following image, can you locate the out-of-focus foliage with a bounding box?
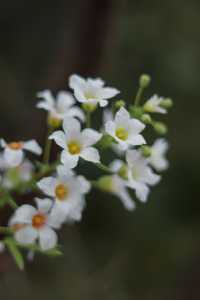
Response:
[0,0,200,299]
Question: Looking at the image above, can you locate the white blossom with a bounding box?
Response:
[126,149,160,202]
[149,139,169,171]
[105,107,146,150]
[144,94,166,114]
[9,198,63,251]
[37,90,84,122]
[69,74,120,108]
[37,165,91,222]
[49,117,102,168]
[0,139,42,167]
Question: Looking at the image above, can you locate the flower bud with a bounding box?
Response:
[141,113,152,124]
[97,176,113,192]
[153,122,168,135]
[97,134,113,149]
[141,145,152,157]
[118,164,128,179]
[129,105,143,118]
[139,74,151,88]
[160,98,173,109]
[47,115,62,128]
[82,103,97,113]
[115,100,125,110]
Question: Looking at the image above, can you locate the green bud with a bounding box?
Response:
[153,122,168,135]
[139,74,151,88]
[82,103,97,113]
[97,176,113,192]
[129,105,143,118]
[160,98,173,109]
[118,164,128,179]
[141,113,152,124]
[115,100,125,109]
[47,115,62,128]
[141,145,152,157]
[97,134,113,149]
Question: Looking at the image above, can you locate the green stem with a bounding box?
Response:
[95,163,113,174]
[134,86,144,106]
[0,226,13,234]
[43,126,53,164]
[86,111,91,128]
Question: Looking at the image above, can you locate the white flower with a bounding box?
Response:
[69,74,120,108]
[0,139,42,167]
[105,107,146,150]
[37,165,91,222]
[126,150,161,202]
[9,198,63,251]
[1,159,34,189]
[49,117,102,168]
[149,139,169,171]
[37,90,84,122]
[0,241,5,253]
[144,94,166,114]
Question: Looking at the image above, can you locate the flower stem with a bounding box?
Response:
[43,126,53,164]
[86,111,91,128]
[0,226,13,234]
[134,86,144,106]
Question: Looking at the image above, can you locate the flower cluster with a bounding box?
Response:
[0,74,172,269]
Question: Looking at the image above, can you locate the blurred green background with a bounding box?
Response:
[0,0,200,299]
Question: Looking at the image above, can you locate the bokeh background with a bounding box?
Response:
[0,0,200,299]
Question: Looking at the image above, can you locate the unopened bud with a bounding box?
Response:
[118,164,128,179]
[153,122,168,135]
[160,98,173,109]
[115,100,125,110]
[129,105,143,118]
[139,74,151,88]
[141,113,152,124]
[141,145,152,157]
[82,103,97,113]
[47,115,62,128]
[97,176,113,192]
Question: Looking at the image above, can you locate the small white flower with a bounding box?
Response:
[9,198,63,251]
[49,117,102,168]
[0,241,5,253]
[0,139,42,167]
[1,159,34,189]
[144,94,166,114]
[126,150,161,202]
[37,165,91,222]
[37,90,85,122]
[105,107,146,150]
[149,139,169,171]
[69,74,120,108]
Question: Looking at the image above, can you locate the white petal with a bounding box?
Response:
[57,91,75,109]
[63,117,81,137]
[135,182,150,202]
[128,118,145,134]
[4,148,23,167]
[37,90,55,111]
[9,204,36,225]
[119,188,135,211]
[69,74,86,90]
[15,226,38,245]
[99,99,108,107]
[145,168,161,186]
[97,87,120,99]
[66,107,85,122]
[115,107,130,126]
[77,175,91,194]
[61,150,79,168]
[49,131,66,149]
[126,149,141,167]
[80,147,100,163]
[39,226,58,251]
[35,198,53,214]
[105,120,116,137]
[23,140,42,155]
[47,206,66,229]
[128,134,146,146]
[37,177,57,197]
[109,159,123,172]
[81,129,102,147]
[0,139,7,148]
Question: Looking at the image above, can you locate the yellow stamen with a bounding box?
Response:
[67,141,81,155]
[55,184,69,201]
[32,213,46,229]
[115,127,128,141]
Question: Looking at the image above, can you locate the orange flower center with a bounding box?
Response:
[32,213,46,229]
[8,142,23,150]
[55,184,69,201]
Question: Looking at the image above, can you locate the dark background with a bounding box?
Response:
[0,0,200,299]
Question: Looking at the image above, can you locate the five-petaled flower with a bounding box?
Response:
[126,149,160,202]
[69,74,120,108]
[0,139,42,167]
[49,117,102,168]
[37,165,91,222]
[144,94,166,114]
[9,198,63,250]
[105,107,146,150]
[37,90,85,127]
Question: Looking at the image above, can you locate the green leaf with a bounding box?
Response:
[5,238,24,270]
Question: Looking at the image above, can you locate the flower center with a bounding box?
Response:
[115,127,128,141]
[55,184,69,201]
[67,141,81,155]
[84,90,95,100]
[32,213,46,229]
[8,142,23,150]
